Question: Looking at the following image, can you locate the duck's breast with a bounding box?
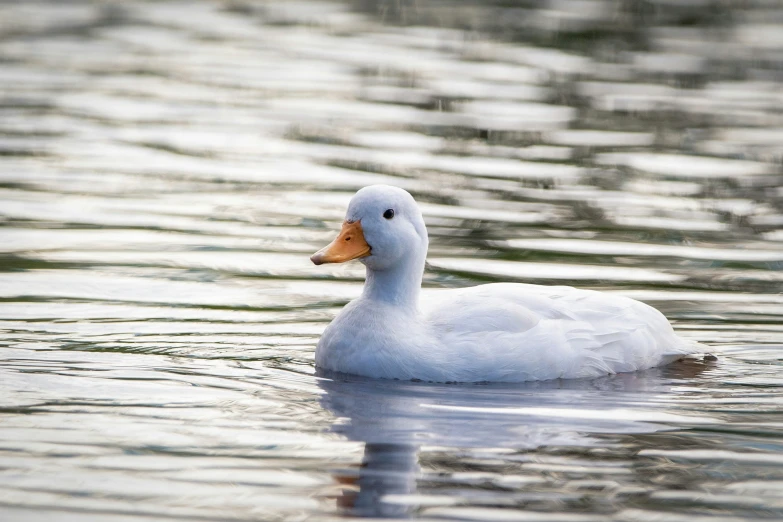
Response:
[316,298,441,380]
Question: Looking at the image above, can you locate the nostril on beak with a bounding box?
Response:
[345,236,351,241]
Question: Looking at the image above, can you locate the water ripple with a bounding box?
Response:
[1,0,782,520]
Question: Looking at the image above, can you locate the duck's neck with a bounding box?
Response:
[362,254,425,310]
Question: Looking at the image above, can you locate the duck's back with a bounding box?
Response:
[421,283,697,382]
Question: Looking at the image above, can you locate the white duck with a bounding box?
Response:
[311,185,700,383]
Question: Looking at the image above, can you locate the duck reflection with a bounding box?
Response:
[317,358,714,517]
[332,443,419,518]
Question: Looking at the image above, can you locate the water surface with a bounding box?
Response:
[1,0,782,520]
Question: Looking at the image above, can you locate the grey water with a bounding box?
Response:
[1,0,782,520]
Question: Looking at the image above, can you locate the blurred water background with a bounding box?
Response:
[1,0,783,520]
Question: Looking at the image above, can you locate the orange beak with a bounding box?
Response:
[310,220,371,265]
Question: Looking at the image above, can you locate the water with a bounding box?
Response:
[1,0,782,519]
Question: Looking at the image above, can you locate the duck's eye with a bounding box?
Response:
[383,209,395,220]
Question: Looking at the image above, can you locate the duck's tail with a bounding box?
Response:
[657,338,711,364]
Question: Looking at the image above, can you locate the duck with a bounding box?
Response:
[310,184,701,383]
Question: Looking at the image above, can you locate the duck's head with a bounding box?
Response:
[310,185,428,271]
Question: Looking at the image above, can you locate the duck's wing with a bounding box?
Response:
[420,283,699,382]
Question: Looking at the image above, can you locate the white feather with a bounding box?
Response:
[314,185,702,383]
